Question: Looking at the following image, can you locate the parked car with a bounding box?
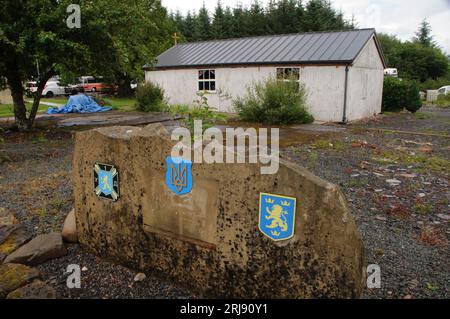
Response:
[384,68,398,78]
[130,79,138,90]
[437,86,450,96]
[42,81,66,98]
[77,76,116,93]
[64,84,83,95]
[25,81,37,97]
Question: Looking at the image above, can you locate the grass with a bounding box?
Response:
[415,112,433,120]
[42,96,137,112]
[1,96,138,118]
[374,151,450,175]
[415,203,434,215]
[0,103,47,118]
[311,139,346,151]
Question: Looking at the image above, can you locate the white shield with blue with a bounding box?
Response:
[166,157,193,195]
[259,193,296,241]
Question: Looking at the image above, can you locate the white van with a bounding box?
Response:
[437,86,450,96]
[384,68,398,78]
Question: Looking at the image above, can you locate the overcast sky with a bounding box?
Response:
[161,0,450,53]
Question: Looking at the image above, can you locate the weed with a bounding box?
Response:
[415,203,434,215]
[344,178,369,188]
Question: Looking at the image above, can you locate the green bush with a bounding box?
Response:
[234,77,314,125]
[135,82,166,112]
[382,77,422,113]
[168,92,225,134]
[432,93,450,107]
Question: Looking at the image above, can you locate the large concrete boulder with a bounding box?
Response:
[73,124,366,298]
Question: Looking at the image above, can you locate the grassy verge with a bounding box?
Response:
[41,96,137,112]
[0,103,47,118]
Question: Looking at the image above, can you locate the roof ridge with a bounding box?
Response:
[174,28,375,46]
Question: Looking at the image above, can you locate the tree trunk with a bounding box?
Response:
[117,77,134,97]
[28,73,51,125]
[6,70,52,131]
[7,71,29,130]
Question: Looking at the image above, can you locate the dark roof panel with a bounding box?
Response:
[148,29,382,69]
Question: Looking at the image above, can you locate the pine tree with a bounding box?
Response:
[414,19,435,47]
[248,1,267,36]
[194,5,211,40]
[212,1,226,39]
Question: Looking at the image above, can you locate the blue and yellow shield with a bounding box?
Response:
[94,163,120,201]
[259,193,296,241]
[165,157,193,195]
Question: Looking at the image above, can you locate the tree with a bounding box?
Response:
[247,1,268,36]
[377,33,403,67]
[195,4,211,41]
[212,1,226,39]
[108,1,175,97]
[414,19,435,47]
[302,0,350,31]
[379,29,449,83]
[0,0,174,130]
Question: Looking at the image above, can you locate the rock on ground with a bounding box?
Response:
[0,207,17,226]
[6,280,56,299]
[62,209,78,243]
[4,232,66,266]
[0,263,40,298]
[0,225,31,258]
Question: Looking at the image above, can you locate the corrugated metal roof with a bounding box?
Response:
[146,29,384,70]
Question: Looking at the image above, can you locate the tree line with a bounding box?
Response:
[378,20,449,90]
[169,0,354,42]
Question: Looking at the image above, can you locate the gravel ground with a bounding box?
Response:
[0,108,449,299]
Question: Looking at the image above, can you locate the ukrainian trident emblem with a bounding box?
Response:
[165,157,193,195]
[94,163,120,201]
[259,193,296,241]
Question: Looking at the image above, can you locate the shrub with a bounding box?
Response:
[234,77,314,125]
[432,94,450,107]
[135,82,166,112]
[168,92,225,134]
[382,77,422,113]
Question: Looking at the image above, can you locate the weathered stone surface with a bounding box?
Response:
[0,225,19,245]
[0,207,17,226]
[62,209,78,243]
[4,232,66,266]
[73,124,366,298]
[6,280,57,299]
[0,263,40,298]
[0,225,31,257]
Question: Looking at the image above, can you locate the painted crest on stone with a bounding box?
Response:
[94,163,119,201]
[259,193,296,241]
[165,157,193,195]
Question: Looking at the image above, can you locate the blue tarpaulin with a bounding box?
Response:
[47,94,112,114]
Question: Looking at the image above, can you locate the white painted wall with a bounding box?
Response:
[346,38,384,121]
[146,65,345,122]
[145,37,384,123]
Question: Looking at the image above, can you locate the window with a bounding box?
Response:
[276,68,300,81]
[198,70,216,92]
[276,68,300,90]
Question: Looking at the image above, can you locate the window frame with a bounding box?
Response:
[198,69,216,93]
[276,67,300,82]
